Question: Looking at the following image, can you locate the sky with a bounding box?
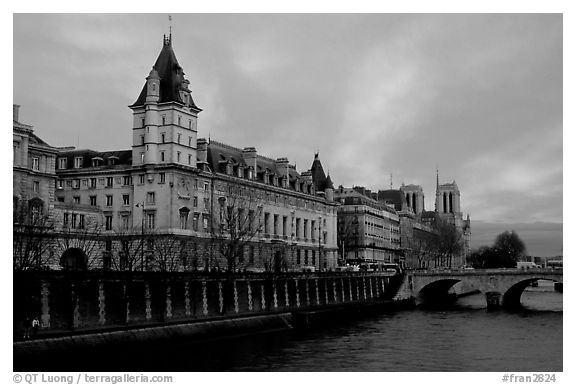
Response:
[12,13,564,255]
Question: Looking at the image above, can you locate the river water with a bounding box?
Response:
[122,281,562,372]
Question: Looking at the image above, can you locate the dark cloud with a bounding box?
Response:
[13,14,562,230]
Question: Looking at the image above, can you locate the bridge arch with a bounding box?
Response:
[502,278,561,309]
[418,279,461,306]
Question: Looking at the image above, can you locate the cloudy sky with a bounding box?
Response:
[13,14,563,255]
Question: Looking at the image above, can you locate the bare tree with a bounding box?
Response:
[150,233,182,272]
[55,210,104,270]
[13,200,55,270]
[432,216,464,268]
[337,216,357,266]
[210,190,263,273]
[103,224,146,272]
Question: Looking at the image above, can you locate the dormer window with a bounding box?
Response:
[108,156,118,165]
[74,156,83,168]
[58,158,67,169]
[91,157,103,167]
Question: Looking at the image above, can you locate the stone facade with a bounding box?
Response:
[335,187,402,265]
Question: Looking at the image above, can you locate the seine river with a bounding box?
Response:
[120,281,562,372]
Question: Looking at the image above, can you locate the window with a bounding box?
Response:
[32,181,40,193]
[177,152,181,162]
[161,133,165,143]
[297,250,301,265]
[57,196,64,202]
[78,215,85,229]
[58,180,64,189]
[188,137,192,146]
[189,120,192,129]
[71,214,78,229]
[73,196,80,204]
[90,178,97,188]
[203,198,210,210]
[139,174,145,184]
[106,195,113,206]
[161,116,166,125]
[141,118,145,128]
[106,177,113,187]
[90,196,97,206]
[74,156,83,168]
[32,157,39,171]
[123,176,132,186]
[140,153,145,163]
[177,133,181,144]
[122,194,130,205]
[105,215,113,231]
[180,208,190,229]
[312,252,316,266]
[63,213,69,228]
[141,135,145,145]
[160,152,165,162]
[283,216,288,236]
[59,158,67,169]
[193,213,199,231]
[159,173,165,184]
[73,179,80,189]
[146,192,155,205]
[188,154,192,165]
[204,182,209,191]
[264,213,270,234]
[146,212,155,229]
[178,116,181,126]
[193,196,198,208]
[121,214,130,230]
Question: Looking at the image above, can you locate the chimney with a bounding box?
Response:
[242,147,258,176]
[300,170,312,182]
[197,138,208,169]
[13,104,20,123]
[275,157,290,187]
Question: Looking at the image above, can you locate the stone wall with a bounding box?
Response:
[14,271,400,337]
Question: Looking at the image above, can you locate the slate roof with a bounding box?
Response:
[56,149,132,170]
[131,36,200,111]
[377,189,407,212]
[206,140,303,185]
[310,152,333,191]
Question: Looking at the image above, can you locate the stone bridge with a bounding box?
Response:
[399,269,563,309]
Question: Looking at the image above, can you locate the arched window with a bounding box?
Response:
[179,207,190,229]
[28,198,44,224]
[449,192,453,213]
[443,192,448,213]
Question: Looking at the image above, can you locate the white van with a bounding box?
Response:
[516,261,538,269]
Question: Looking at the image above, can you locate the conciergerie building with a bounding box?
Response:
[14,34,339,272]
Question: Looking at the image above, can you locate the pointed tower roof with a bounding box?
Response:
[310,152,334,191]
[130,35,201,111]
[325,173,334,190]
